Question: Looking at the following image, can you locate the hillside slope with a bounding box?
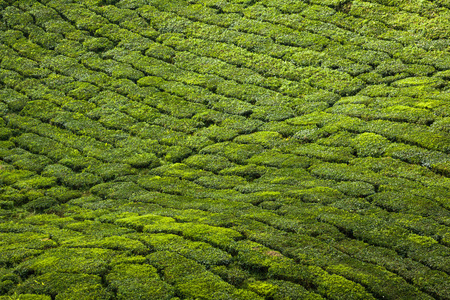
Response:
[1,0,450,299]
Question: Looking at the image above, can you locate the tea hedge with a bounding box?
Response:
[1,0,450,298]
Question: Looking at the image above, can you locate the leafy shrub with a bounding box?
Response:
[183,154,236,173]
[62,234,148,255]
[219,164,267,181]
[221,116,264,134]
[143,220,243,250]
[247,150,316,169]
[176,271,261,300]
[14,272,110,300]
[6,152,52,173]
[13,133,80,161]
[85,147,161,168]
[137,175,204,196]
[305,90,341,105]
[350,132,390,157]
[139,233,232,265]
[234,131,284,148]
[60,219,127,239]
[16,247,116,276]
[88,163,137,180]
[106,263,174,300]
[195,174,247,189]
[369,191,445,217]
[59,156,100,172]
[1,55,51,79]
[210,264,250,286]
[358,119,450,153]
[23,197,58,212]
[43,164,102,189]
[431,117,450,133]
[149,163,212,180]
[0,294,51,300]
[267,279,324,299]
[0,88,28,112]
[146,250,205,283]
[335,181,376,197]
[290,144,355,163]
[195,125,238,142]
[90,181,146,200]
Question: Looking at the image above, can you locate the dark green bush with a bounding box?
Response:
[176,271,261,300]
[90,181,146,200]
[358,119,450,153]
[29,28,63,50]
[63,219,133,237]
[85,147,161,168]
[219,164,267,181]
[209,96,254,116]
[114,213,174,232]
[195,125,239,142]
[42,164,102,189]
[88,163,137,180]
[106,263,174,300]
[258,121,311,138]
[195,174,247,189]
[0,294,51,300]
[6,152,52,173]
[251,106,295,122]
[14,133,80,161]
[335,181,376,197]
[65,82,100,101]
[139,233,232,265]
[350,133,390,157]
[246,150,316,169]
[164,145,193,163]
[14,272,109,299]
[221,116,264,134]
[369,191,446,217]
[59,156,100,172]
[143,219,242,250]
[136,175,204,196]
[210,264,250,287]
[292,127,323,142]
[146,250,206,283]
[23,197,58,212]
[234,131,284,148]
[120,102,160,122]
[145,42,176,63]
[150,163,212,180]
[44,187,81,204]
[304,90,341,105]
[16,247,115,276]
[183,154,236,173]
[156,97,208,119]
[290,144,355,163]
[0,88,28,112]
[1,55,51,79]
[267,279,324,300]
[2,6,34,30]
[63,235,148,255]
[152,115,203,134]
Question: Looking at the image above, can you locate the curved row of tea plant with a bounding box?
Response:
[1,0,450,299]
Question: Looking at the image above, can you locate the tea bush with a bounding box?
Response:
[140,233,232,265]
[106,263,174,300]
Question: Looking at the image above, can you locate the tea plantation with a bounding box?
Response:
[1,0,450,299]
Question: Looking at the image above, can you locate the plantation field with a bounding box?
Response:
[1,0,450,299]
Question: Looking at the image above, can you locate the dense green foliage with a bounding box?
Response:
[1,0,450,299]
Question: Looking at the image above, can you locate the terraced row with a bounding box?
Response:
[1,0,450,299]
